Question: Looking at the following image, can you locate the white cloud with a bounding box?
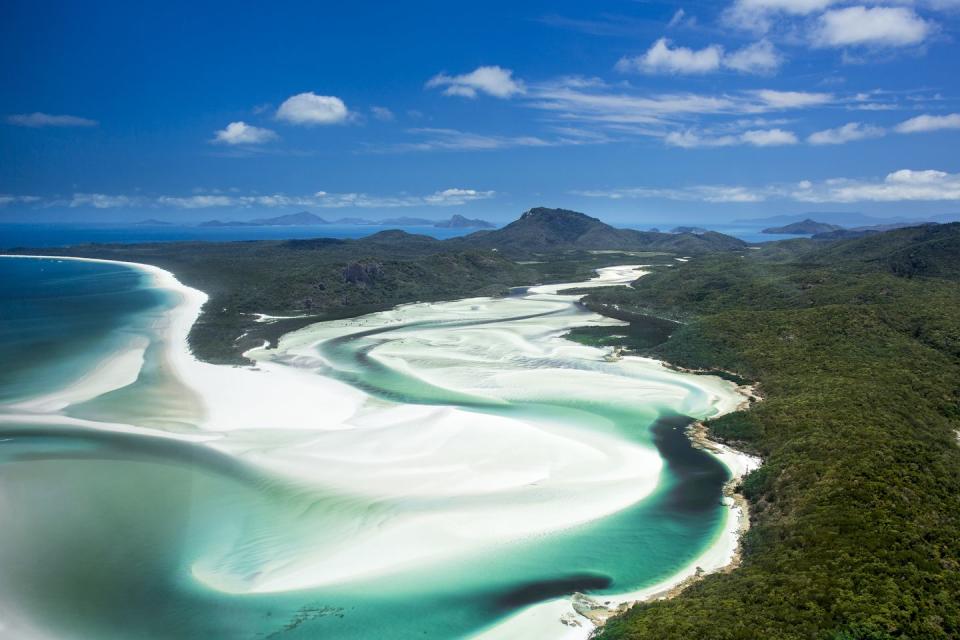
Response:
[617,38,784,75]
[6,113,98,128]
[370,106,395,121]
[723,0,840,33]
[741,128,799,145]
[422,188,496,205]
[212,121,278,145]
[665,127,797,147]
[574,185,768,203]
[0,194,42,207]
[665,130,739,148]
[895,113,960,133]
[69,193,138,208]
[813,6,932,47]
[751,89,834,109]
[616,38,723,74]
[795,169,960,202]
[384,127,554,152]
[275,92,350,125]
[667,9,686,28]
[426,66,525,99]
[58,189,496,210]
[734,0,837,15]
[573,168,960,204]
[724,40,783,74]
[807,121,885,144]
[156,195,237,208]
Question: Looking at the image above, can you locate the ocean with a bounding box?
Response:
[0,222,803,249]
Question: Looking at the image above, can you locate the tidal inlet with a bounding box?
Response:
[0,256,757,639]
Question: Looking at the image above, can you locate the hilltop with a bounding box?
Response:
[433,214,495,229]
[200,211,329,227]
[454,207,746,255]
[762,218,843,235]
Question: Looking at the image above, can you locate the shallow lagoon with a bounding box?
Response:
[0,257,750,639]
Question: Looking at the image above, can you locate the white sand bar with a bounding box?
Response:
[2,257,759,638]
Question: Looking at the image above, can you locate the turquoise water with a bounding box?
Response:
[0,257,732,639]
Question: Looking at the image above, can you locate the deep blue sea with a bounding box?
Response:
[0,222,802,249]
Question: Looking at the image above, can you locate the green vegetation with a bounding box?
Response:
[21,234,647,364]
[18,207,744,364]
[589,223,960,640]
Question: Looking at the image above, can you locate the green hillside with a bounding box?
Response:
[588,224,960,640]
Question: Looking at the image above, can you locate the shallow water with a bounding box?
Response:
[0,257,741,639]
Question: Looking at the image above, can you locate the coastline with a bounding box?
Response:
[575,417,760,623]
[2,255,763,639]
[474,374,762,640]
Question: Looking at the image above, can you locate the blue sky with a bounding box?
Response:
[2,0,960,224]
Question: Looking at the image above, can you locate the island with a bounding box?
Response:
[432,214,495,229]
[761,218,844,234]
[200,211,330,227]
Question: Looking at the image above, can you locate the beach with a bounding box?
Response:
[0,256,759,640]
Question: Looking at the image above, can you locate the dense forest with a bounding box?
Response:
[588,224,960,639]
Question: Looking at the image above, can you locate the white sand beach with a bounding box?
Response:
[1,256,760,638]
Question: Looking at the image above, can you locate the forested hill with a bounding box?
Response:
[587,223,960,640]
[451,207,747,255]
[10,206,745,363]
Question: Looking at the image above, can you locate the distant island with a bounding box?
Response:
[434,214,495,229]
[670,226,709,235]
[762,218,844,235]
[200,211,330,227]
[812,221,937,240]
[198,212,495,229]
[332,217,377,225]
[135,219,175,226]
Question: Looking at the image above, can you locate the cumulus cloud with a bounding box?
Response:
[616,38,723,74]
[422,188,496,205]
[813,6,932,48]
[275,92,350,125]
[212,121,278,145]
[6,112,98,128]
[723,0,840,33]
[665,130,739,148]
[723,40,783,74]
[795,169,960,201]
[741,128,799,145]
[617,38,784,75]
[426,66,525,99]
[895,113,960,133]
[807,121,885,144]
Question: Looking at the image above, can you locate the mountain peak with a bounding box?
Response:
[457,206,747,255]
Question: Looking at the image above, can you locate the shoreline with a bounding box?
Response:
[3,255,763,639]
